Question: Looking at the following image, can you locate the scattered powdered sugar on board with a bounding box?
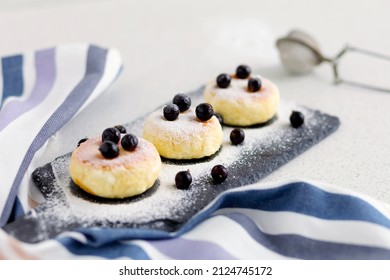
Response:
[48,119,247,226]
[5,87,339,243]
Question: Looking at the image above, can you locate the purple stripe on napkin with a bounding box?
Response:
[0,48,55,132]
[149,238,237,259]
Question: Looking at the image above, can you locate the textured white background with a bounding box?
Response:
[1,0,389,202]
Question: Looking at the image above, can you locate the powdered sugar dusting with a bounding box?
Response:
[144,108,220,145]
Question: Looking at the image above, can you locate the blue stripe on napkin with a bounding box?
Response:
[6,197,24,224]
[59,236,151,260]
[1,55,24,107]
[197,182,390,229]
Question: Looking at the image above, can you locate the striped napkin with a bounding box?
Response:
[1,45,390,260]
[0,44,122,227]
[1,180,390,259]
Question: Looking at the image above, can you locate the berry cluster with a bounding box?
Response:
[163,94,215,122]
[76,125,139,159]
[216,65,262,93]
[99,126,139,159]
[163,93,191,121]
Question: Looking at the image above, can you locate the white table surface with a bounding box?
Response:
[1,0,389,203]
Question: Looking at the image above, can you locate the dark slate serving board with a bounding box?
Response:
[3,87,340,243]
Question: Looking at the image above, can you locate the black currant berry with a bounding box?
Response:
[248,77,262,92]
[236,65,251,79]
[196,103,214,121]
[175,170,192,190]
[121,134,138,151]
[290,111,305,128]
[163,104,180,121]
[173,93,191,112]
[230,128,245,145]
[211,165,228,183]
[114,125,127,134]
[102,127,121,144]
[216,73,231,88]
[99,141,119,159]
